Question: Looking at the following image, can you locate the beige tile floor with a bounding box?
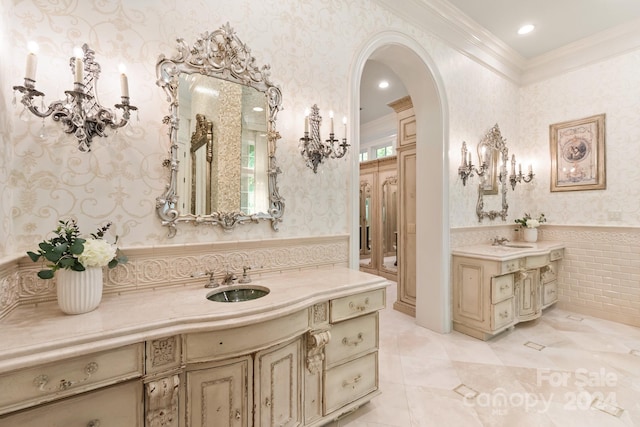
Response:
[327,285,640,427]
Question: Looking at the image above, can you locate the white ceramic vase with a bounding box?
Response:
[56,267,103,314]
[523,227,538,243]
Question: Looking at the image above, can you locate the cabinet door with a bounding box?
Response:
[516,269,539,320]
[187,357,251,427]
[255,338,302,427]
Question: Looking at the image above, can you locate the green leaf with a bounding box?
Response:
[71,263,86,272]
[70,239,85,255]
[27,251,41,262]
[59,257,76,268]
[108,259,118,269]
[37,269,54,280]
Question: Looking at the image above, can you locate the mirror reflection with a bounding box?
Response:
[359,179,373,268]
[380,175,398,273]
[177,74,269,216]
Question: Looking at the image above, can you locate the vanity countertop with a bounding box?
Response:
[0,267,389,373]
[452,241,565,261]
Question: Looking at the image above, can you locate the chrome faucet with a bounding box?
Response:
[221,271,237,286]
[491,236,510,246]
[238,266,252,284]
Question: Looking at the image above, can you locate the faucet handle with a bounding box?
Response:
[238,266,252,284]
[192,271,219,288]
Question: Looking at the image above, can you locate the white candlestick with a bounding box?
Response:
[468,152,471,166]
[519,163,522,174]
[329,111,334,134]
[120,73,129,98]
[25,52,37,81]
[74,57,83,83]
[342,116,347,139]
[528,164,532,174]
[304,114,309,134]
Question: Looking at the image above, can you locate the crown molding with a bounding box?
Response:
[372,0,640,86]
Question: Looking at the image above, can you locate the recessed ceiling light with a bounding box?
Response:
[518,24,535,35]
[378,80,389,89]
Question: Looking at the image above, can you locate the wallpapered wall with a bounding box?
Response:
[1,0,522,256]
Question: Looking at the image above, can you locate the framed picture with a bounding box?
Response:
[550,114,606,192]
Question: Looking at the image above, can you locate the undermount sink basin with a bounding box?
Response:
[502,244,534,249]
[206,285,270,302]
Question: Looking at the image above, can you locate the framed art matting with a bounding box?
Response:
[549,113,606,192]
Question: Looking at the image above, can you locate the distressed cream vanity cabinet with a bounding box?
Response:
[0,268,386,427]
[452,242,564,340]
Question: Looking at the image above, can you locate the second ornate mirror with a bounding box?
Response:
[476,124,509,222]
[156,23,284,237]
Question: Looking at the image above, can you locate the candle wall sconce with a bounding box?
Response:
[12,43,137,152]
[458,140,488,185]
[299,104,349,173]
[505,154,534,190]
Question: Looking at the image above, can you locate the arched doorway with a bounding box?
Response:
[349,31,451,333]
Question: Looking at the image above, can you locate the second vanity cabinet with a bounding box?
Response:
[452,243,564,340]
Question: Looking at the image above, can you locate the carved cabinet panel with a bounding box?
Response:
[254,338,302,427]
[187,357,251,427]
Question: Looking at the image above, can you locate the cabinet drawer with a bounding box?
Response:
[324,352,378,414]
[541,262,558,284]
[330,289,385,322]
[0,380,142,427]
[0,343,143,415]
[500,259,520,274]
[525,254,549,269]
[543,281,558,307]
[491,298,514,330]
[550,249,564,261]
[325,313,378,367]
[491,274,514,304]
[186,309,308,362]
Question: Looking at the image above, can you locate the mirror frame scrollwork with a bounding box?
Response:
[476,124,509,222]
[155,23,285,237]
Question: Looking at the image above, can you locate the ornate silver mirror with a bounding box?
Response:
[476,124,509,222]
[156,23,284,237]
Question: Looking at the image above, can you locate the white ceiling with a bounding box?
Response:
[361,0,640,124]
[446,0,640,59]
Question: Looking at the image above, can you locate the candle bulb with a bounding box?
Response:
[119,64,129,98]
[25,53,37,81]
[342,116,347,139]
[329,111,334,134]
[25,41,39,81]
[528,164,533,174]
[74,57,83,84]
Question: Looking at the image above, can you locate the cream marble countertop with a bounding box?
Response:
[0,267,389,373]
[452,240,565,261]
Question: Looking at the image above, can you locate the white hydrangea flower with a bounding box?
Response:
[78,238,117,268]
[525,219,540,228]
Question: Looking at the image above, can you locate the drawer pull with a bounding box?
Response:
[499,310,509,319]
[349,298,370,312]
[342,333,364,346]
[499,284,510,292]
[235,410,241,420]
[342,374,362,388]
[33,362,99,392]
[265,397,271,407]
[87,420,101,427]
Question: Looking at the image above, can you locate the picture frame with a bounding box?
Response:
[550,113,606,192]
